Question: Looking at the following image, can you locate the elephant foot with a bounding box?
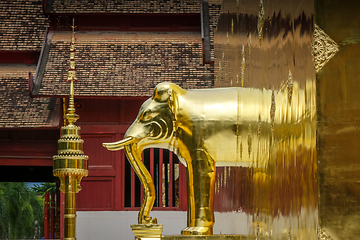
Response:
[181,226,213,235]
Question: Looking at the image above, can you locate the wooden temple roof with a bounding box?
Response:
[31,0,222,97]
[46,0,201,14]
[0,0,222,125]
[0,0,48,51]
[0,0,60,128]
[32,31,215,97]
[0,66,60,128]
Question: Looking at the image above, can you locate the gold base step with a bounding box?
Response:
[131,224,163,240]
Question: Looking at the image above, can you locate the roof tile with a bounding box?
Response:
[0,0,48,51]
[0,67,60,128]
[50,0,200,14]
[37,32,214,97]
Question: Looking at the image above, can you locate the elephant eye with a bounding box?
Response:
[142,111,156,121]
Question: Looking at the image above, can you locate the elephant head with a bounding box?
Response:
[103,82,185,224]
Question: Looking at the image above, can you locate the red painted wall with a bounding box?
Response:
[74,98,144,211]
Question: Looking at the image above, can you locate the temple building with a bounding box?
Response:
[0,0,223,239]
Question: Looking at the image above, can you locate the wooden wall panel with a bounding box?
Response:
[74,98,147,125]
[50,14,201,32]
[82,134,116,170]
[0,130,58,162]
[0,130,12,141]
[77,177,114,211]
[19,129,60,142]
[122,99,146,125]
[78,125,125,211]
[75,99,120,124]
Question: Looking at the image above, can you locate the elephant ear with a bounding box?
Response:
[152,82,184,118]
[152,82,172,103]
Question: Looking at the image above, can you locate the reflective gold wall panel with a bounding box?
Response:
[213,0,317,239]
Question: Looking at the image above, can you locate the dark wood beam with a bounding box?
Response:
[201,0,212,64]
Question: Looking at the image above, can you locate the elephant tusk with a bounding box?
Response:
[102,137,136,151]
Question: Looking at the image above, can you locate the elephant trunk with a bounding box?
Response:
[104,136,157,224]
[124,142,157,224]
[102,137,136,151]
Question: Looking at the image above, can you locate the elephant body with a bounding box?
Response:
[103,81,316,235]
[171,86,273,168]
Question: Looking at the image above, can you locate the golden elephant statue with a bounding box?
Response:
[103,81,316,236]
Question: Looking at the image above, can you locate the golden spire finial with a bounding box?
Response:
[66,18,79,125]
[67,18,77,83]
[53,18,88,240]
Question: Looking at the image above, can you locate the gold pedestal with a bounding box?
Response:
[131,224,163,240]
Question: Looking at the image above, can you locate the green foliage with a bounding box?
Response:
[32,182,56,196]
[0,182,44,239]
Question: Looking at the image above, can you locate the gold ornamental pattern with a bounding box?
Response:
[317,227,333,240]
[312,24,339,73]
[53,168,88,177]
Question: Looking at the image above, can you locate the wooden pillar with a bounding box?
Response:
[169,152,173,207]
[60,191,64,240]
[159,149,163,207]
[55,180,61,239]
[51,192,56,239]
[179,163,187,211]
[44,191,49,239]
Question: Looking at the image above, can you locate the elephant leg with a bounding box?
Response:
[181,149,216,235]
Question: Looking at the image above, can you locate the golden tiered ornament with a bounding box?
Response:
[53,19,88,240]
